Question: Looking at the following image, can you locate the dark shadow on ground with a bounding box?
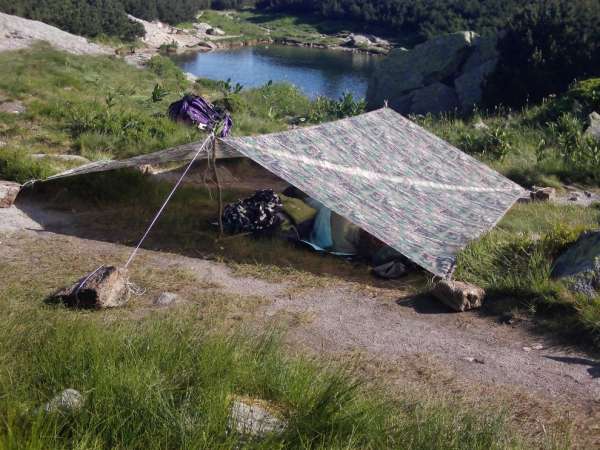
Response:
[544,356,600,378]
[396,292,456,314]
[14,167,426,291]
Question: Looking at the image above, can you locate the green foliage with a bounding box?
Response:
[158,40,179,54]
[0,149,52,183]
[146,55,186,83]
[455,125,512,161]
[0,295,521,449]
[307,93,366,123]
[150,83,169,103]
[0,0,145,41]
[538,113,600,183]
[456,202,600,348]
[256,0,532,39]
[483,0,600,108]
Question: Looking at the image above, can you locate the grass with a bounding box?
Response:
[0,44,366,182]
[197,9,419,48]
[0,235,529,449]
[455,203,600,349]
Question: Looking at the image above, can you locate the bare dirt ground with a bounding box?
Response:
[1,200,599,447]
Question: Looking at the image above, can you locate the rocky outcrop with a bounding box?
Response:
[0,12,111,55]
[367,31,498,114]
[342,33,391,54]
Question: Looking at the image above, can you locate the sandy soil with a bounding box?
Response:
[1,200,599,446]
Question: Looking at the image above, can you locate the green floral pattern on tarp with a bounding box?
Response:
[222,108,525,278]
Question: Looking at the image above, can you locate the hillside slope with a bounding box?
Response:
[0,12,111,55]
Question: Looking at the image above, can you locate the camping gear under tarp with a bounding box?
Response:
[222,108,524,277]
[42,108,525,278]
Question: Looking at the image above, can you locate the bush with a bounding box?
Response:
[484,0,600,108]
[0,149,53,183]
[537,113,600,183]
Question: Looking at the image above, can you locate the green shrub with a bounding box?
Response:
[484,0,600,108]
[537,113,600,182]
[0,149,53,183]
[456,125,512,161]
[0,303,520,449]
[146,56,186,84]
[308,93,366,123]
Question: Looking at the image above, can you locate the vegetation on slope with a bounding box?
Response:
[0,248,527,449]
[0,44,364,182]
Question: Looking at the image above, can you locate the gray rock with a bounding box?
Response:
[462,34,498,73]
[154,292,179,306]
[530,187,556,202]
[207,27,225,36]
[552,231,600,297]
[44,389,84,413]
[367,31,477,110]
[0,180,20,208]
[367,31,498,114]
[410,82,459,115]
[454,59,496,113]
[228,399,286,437]
[585,112,600,142]
[0,100,25,114]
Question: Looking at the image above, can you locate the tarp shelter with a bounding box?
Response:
[46,108,525,278]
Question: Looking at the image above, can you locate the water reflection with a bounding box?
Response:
[173,45,381,99]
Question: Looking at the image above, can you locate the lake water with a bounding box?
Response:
[173,45,381,100]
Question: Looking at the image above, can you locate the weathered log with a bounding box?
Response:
[431,279,485,312]
[48,266,129,308]
[0,180,20,208]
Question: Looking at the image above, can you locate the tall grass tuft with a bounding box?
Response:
[0,298,522,449]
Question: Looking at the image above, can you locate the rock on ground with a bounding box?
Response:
[0,12,111,55]
[0,180,20,208]
[48,266,129,308]
[154,292,180,306]
[367,31,498,114]
[127,15,215,51]
[44,389,84,413]
[228,398,286,437]
[0,100,25,114]
[431,279,485,312]
[552,231,600,297]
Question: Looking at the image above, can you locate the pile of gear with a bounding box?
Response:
[222,187,415,279]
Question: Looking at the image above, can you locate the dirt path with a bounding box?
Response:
[2,202,599,445]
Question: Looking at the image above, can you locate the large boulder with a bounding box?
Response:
[367,31,498,114]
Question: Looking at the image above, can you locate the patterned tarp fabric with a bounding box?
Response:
[221,108,525,278]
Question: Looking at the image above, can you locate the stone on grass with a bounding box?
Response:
[585,112,600,142]
[228,398,286,438]
[44,389,84,413]
[154,292,179,306]
[0,100,25,114]
[530,187,556,202]
[552,230,600,297]
[48,266,129,308]
[0,180,20,208]
[431,279,485,312]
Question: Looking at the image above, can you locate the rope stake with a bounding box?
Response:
[124,133,214,269]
